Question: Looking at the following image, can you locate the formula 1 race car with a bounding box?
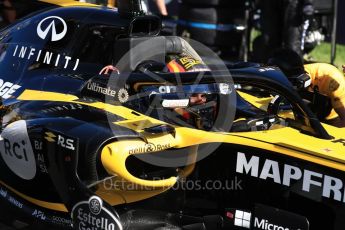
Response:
[0,1,344,230]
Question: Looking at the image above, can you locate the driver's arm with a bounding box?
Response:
[333,107,345,127]
[153,0,168,16]
[314,63,345,127]
[99,65,119,75]
[331,94,345,127]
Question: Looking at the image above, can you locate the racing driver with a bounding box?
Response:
[100,53,216,130]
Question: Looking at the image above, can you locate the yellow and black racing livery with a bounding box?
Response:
[0,2,344,230]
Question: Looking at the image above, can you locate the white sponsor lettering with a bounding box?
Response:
[55,54,60,66]
[34,140,43,150]
[19,46,27,58]
[41,103,83,113]
[43,51,53,64]
[28,48,35,60]
[323,175,342,201]
[12,45,18,56]
[259,159,281,183]
[64,56,71,68]
[57,135,75,150]
[37,153,48,174]
[128,143,171,154]
[13,45,80,71]
[282,164,302,186]
[302,170,322,192]
[52,216,72,225]
[236,152,345,204]
[36,50,42,61]
[0,79,21,99]
[236,152,259,177]
[72,196,123,230]
[32,209,46,220]
[254,218,289,230]
[87,82,116,97]
[77,208,116,230]
[0,188,7,198]
[0,120,36,180]
[8,196,23,208]
[73,58,80,71]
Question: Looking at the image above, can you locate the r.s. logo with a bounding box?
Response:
[37,16,67,42]
[44,132,75,151]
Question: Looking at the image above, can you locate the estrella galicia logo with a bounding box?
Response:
[71,196,123,230]
[37,16,67,42]
[89,196,102,215]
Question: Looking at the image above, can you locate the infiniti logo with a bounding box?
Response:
[37,16,67,42]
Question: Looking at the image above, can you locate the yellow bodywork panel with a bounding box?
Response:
[101,139,178,188]
[38,0,97,7]
[238,91,272,111]
[237,91,295,119]
[15,89,345,209]
[17,89,345,169]
[0,180,68,212]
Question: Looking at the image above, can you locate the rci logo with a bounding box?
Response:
[37,16,67,41]
[0,120,36,180]
[3,139,28,161]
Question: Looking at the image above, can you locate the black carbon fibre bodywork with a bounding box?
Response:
[0,3,343,230]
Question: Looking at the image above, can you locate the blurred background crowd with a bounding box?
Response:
[0,0,344,67]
